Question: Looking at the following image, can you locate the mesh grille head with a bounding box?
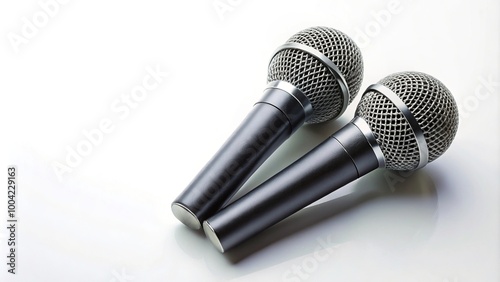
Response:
[268,27,364,124]
[355,72,459,170]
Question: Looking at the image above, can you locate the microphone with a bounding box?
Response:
[172,27,364,229]
[203,72,459,252]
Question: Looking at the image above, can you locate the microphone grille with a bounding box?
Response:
[268,27,363,123]
[355,72,459,170]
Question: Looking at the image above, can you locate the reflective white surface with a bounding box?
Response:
[0,0,498,281]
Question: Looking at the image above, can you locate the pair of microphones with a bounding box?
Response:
[172,27,459,252]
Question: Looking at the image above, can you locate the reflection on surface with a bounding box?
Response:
[225,169,437,262]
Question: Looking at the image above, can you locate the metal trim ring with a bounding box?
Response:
[265,80,313,120]
[270,42,350,118]
[364,84,429,169]
[352,116,386,168]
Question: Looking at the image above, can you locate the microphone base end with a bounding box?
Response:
[171,203,201,230]
[203,221,225,253]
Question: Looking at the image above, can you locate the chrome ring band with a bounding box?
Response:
[352,116,386,168]
[270,42,350,118]
[265,80,313,120]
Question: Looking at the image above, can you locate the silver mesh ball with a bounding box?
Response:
[355,72,459,170]
[268,27,364,124]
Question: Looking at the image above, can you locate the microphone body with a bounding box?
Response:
[203,118,382,252]
[171,27,365,229]
[172,84,309,229]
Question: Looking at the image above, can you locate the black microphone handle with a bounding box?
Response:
[172,84,310,229]
[203,118,382,252]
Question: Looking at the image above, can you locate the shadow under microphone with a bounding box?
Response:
[172,27,364,230]
[203,71,460,253]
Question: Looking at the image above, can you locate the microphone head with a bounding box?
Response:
[268,26,364,124]
[355,72,459,170]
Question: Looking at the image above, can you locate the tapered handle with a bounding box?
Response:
[172,85,309,229]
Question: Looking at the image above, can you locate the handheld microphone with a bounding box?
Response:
[172,27,364,229]
[203,72,459,252]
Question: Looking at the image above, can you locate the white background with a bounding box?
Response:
[0,0,499,281]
